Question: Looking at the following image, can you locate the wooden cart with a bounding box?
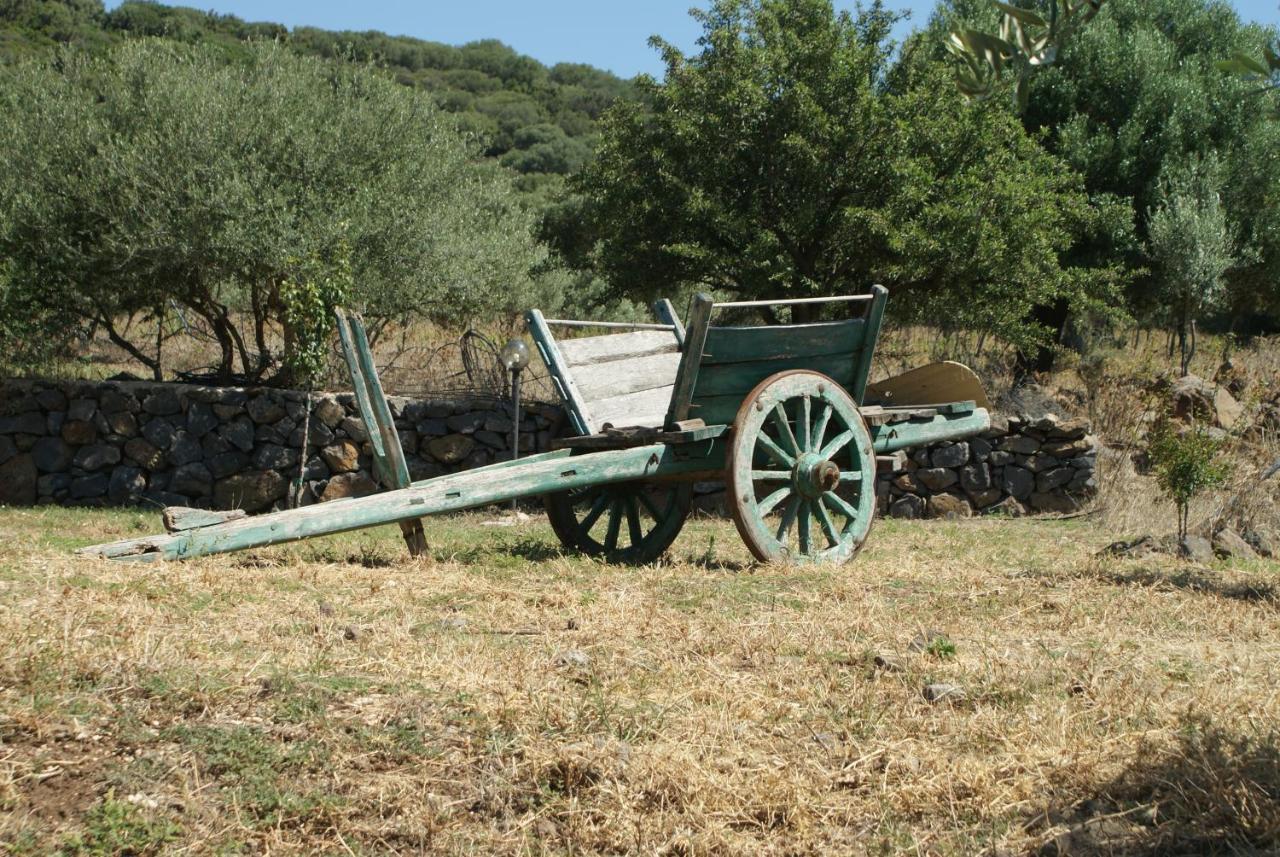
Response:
[81,288,989,565]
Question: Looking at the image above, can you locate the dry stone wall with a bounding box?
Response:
[0,380,558,510]
[876,413,1097,519]
[1,379,1097,517]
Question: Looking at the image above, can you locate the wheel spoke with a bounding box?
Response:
[811,403,832,453]
[603,501,623,552]
[756,432,795,468]
[799,395,811,453]
[771,403,800,456]
[822,490,859,526]
[819,429,855,461]
[776,494,802,543]
[815,499,841,547]
[625,496,644,547]
[579,491,610,534]
[797,500,812,555]
[758,485,791,516]
[635,489,664,521]
[751,470,791,481]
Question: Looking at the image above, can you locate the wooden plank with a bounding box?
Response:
[865,360,991,410]
[344,311,427,557]
[651,299,685,346]
[574,350,681,401]
[691,353,856,399]
[591,385,673,429]
[552,424,727,450]
[711,294,875,309]
[870,408,991,454]
[665,294,714,427]
[349,313,410,489]
[849,285,888,405]
[526,309,597,435]
[701,318,865,364]
[162,507,246,532]
[79,441,727,563]
[684,394,746,428]
[557,329,678,367]
[335,309,388,477]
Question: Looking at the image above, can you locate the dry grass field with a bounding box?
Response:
[1,506,1277,855]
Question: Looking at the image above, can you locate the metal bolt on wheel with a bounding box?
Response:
[727,370,876,564]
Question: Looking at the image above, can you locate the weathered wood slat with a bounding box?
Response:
[574,351,681,402]
[665,294,714,427]
[651,299,685,346]
[558,329,678,367]
[526,309,597,435]
[162,507,246,532]
[79,443,726,563]
[552,424,728,450]
[849,285,888,404]
[337,309,427,557]
[702,318,865,364]
[692,353,856,399]
[591,384,673,429]
[865,360,991,410]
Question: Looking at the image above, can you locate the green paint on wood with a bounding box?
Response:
[725,371,876,565]
[702,318,866,365]
[665,293,714,428]
[849,285,888,405]
[870,408,991,453]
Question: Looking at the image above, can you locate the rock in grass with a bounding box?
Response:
[1178,535,1215,563]
[909,630,948,653]
[554,649,591,670]
[1245,529,1276,558]
[873,653,904,673]
[1212,528,1258,560]
[923,683,966,703]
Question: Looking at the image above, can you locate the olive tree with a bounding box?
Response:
[0,39,549,384]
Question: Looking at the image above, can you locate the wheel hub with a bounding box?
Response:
[794,453,840,498]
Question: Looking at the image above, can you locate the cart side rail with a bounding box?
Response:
[665,286,889,428]
[525,309,683,435]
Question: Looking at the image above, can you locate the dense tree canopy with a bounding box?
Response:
[546,0,1125,347]
[0,0,634,208]
[0,39,548,382]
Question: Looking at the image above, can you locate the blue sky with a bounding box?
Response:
[103,1,1280,79]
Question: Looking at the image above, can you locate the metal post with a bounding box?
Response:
[510,365,522,512]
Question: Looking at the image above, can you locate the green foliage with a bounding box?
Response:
[0,1,633,202]
[548,0,1121,347]
[1148,420,1232,542]
[279,239,353,389]
[948,0,1108,111]
[58,791,181,856]
[1146,157,1235,373]
[1218,34,1280,106]
[0,40,549,382]
[1014,0,1276,325]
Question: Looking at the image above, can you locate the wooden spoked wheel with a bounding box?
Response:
[727,370,876,564]
[545,481,693,564]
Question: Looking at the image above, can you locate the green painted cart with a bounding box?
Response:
[80,289,989,565]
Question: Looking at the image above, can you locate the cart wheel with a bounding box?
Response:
[545,481,692,564]
[728,370,876,564]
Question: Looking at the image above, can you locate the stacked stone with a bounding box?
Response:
[878,414,1097,519]
[0,380,558,511]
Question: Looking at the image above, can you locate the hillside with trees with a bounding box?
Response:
[1,0,1278,384]
[0,0,632,207]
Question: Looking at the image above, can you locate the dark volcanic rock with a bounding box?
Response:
[214,470,287,512]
